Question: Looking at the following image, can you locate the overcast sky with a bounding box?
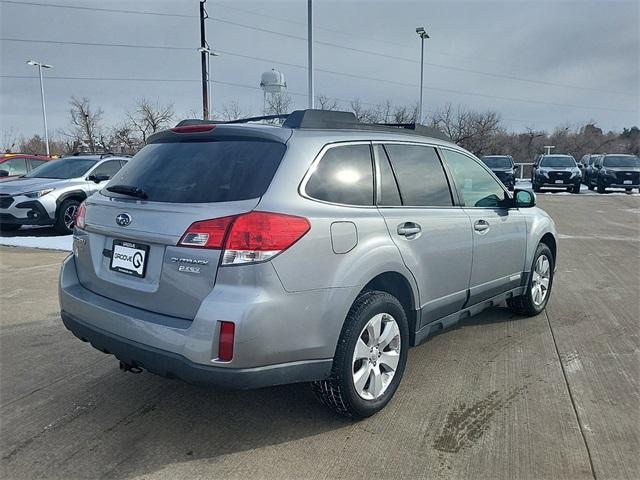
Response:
[1,0,638,140]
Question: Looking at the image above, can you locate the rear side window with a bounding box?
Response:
[305,144,373,206]
[384,144,452,206]
[90,160,123,179]
[104,140,286,203]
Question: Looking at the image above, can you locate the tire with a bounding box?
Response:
[312,291,409,419]
[596,182,606,194]
[0,223,20,232]
[55,199,80,235]
[572,184,580,194]
[507,243,554,317]
[532,182,540,193]
[587,182,594,191]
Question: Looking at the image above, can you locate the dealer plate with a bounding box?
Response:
[110,240,149,278]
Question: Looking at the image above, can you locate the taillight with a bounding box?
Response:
[218,321,235,361]
[74,201,86,229]
[177,211,310,265]
[178,216,234,248]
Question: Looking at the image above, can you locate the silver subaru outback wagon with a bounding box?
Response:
[59,110,557,418]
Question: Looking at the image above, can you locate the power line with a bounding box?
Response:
[2,72,635,114]
[1,2,636,96]
[0,38,636,102]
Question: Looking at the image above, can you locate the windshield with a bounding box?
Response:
[603,155,640,168]
[540,156,576,168]
[26,158,97,179]
[481,156,512,169]
[103,140,286,203]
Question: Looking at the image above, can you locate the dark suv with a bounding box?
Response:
[480,155,517,190]
[532,155,581,193]
[588,154,640,193]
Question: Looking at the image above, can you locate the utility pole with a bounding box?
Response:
[199,0,209,120]
[415,27,430,125]
[307,0,314,109]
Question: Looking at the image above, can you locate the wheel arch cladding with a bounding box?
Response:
[360,271,418,344]
[55,191,87,213]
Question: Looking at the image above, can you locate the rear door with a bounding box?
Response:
[440,148,526,305]
[374,143,472,327]
[74,138,286,319]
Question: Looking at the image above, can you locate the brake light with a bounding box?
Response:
[170,124,216,134]
[74,201,86,230]
[177,211,311,265]
[218,321,235,361]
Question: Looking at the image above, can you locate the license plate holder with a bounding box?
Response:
[110,240,149,278]
[623,180,632,185]
[554,180,564,184]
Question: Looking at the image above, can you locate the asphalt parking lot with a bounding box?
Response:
[1,194,638,480]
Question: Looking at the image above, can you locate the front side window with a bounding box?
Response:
[28,159,47,170]
[384,144,452,206]
[443,149,508,208]
[0,158,28,176]
[305,144,373,206]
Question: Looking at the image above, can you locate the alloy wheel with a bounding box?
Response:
[63,205,78,230]
[531,254,550,306]
[352,313,401,400]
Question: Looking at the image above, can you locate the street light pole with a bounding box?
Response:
[415,27,430,125]
[307,0,314,109]
[26,60,52,155]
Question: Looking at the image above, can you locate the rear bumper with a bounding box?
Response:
[61,310,332,389]
[58,254,348,388]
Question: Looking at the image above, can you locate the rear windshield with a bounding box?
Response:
[603,155,640,168]
[25,157,97,179]
[103,140,286,203]
[540,156,576,167]
[481,156,512,169]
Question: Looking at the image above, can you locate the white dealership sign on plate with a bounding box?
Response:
[110,241,148,277]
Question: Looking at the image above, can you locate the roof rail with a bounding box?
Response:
[174,110,450,140]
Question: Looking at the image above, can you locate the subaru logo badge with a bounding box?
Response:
[116,213,131,227]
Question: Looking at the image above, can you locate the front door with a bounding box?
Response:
[440,148,527,305]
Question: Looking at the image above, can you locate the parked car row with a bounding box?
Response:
[481,152,639,194]
[0,153,129,234]
[581,154,640,193]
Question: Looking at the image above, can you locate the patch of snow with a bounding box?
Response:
[0,234,72,251]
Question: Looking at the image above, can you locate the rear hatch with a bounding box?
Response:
[74,126,289,320]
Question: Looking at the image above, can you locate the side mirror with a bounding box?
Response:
[88,174,110,183]
[514,189,535,208]
[0,169,8,177]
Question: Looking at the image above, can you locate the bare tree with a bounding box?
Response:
[66,96,105,152]
[220,100,251,121]
[264,92,292,118]
[316,94,338,111]
[126,98,174,144]
[1,128,20,153]
[431,103,501,155]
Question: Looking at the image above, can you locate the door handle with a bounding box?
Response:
[397,222,422,237]
[473,219,490,233]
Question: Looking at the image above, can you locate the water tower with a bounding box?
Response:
[260,69,287,114]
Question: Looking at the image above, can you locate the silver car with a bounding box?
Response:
[59,110,557,418]
[0,154,129,234]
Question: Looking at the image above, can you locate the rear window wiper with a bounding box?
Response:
[106,184,148,199]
